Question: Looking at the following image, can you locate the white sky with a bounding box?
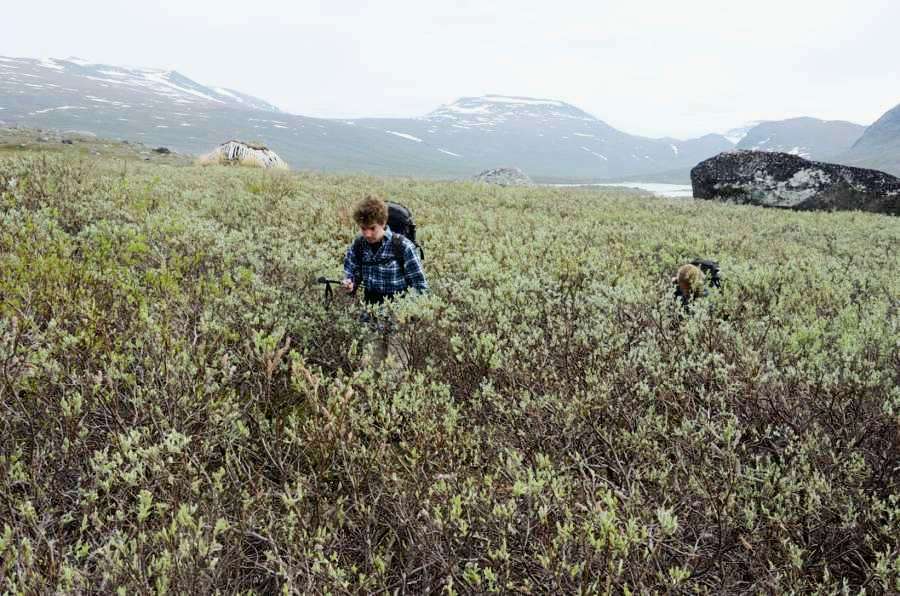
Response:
[5,0,900,138]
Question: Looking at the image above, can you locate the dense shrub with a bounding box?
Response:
[1,153,898,593]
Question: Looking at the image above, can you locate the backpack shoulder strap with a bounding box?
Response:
[392,233,407,278]
[352,236,365,267]
[351,236,367,295]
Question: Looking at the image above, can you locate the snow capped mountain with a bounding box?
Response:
[6,54,894,180]
[426,95,597,128]
[1,55,734,182]
[0,56,279,113]
[352,94,733,181]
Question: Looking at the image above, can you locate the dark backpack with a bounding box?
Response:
[690,259,722,288]
[386,202,417,244]
[673,259,722,309]
[386,202,424,260]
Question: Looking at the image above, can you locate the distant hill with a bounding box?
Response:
[355,96,734,182]
[0,56,733,182]
[840,103,900,176]
[735,117,866,161]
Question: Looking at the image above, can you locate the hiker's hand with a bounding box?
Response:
[342,279,354,293]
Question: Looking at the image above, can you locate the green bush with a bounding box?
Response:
[1,152,898,593]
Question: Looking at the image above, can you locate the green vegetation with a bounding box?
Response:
[1,146,898,593]
[0,127,191,165]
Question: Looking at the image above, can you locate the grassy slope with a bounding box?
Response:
[1,142,898,593]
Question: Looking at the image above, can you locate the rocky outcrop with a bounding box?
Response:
[691,151,900,215]
[473,167,534,187]
[199,140,288,169]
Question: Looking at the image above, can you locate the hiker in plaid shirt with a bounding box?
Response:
[341,196,428,366]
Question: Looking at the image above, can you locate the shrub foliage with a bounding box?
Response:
[1,153,898,593]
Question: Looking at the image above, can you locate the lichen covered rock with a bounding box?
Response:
[473,167,534,187]
[199,140,288,169]
[691,151,900,215]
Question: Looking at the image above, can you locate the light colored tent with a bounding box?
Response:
[199,140,288,169]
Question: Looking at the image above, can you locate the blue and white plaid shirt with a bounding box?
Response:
[343,228,428,298]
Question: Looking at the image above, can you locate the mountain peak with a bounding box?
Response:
[426,95,597,127]
[477,94,568,107]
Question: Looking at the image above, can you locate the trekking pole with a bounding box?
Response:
[315,277,343,307]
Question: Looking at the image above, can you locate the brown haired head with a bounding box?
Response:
[675,264,705,297]
[352,195,388,227]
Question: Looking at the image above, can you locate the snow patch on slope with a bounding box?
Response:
[139,71,225,103]
[213,87,240,100]
[65,57,94,67]
[480,95,565,107]
[32,106,87,114]
[582,147,608,160]
[441,104,491,115]
[386,131,423,142]
[38,58,65,71]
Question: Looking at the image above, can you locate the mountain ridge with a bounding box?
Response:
[735,117,866,161]
[0,55,741,181]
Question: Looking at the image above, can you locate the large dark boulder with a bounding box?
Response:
[691,150,900,215]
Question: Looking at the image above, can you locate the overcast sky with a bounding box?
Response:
[5,0,899,138]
